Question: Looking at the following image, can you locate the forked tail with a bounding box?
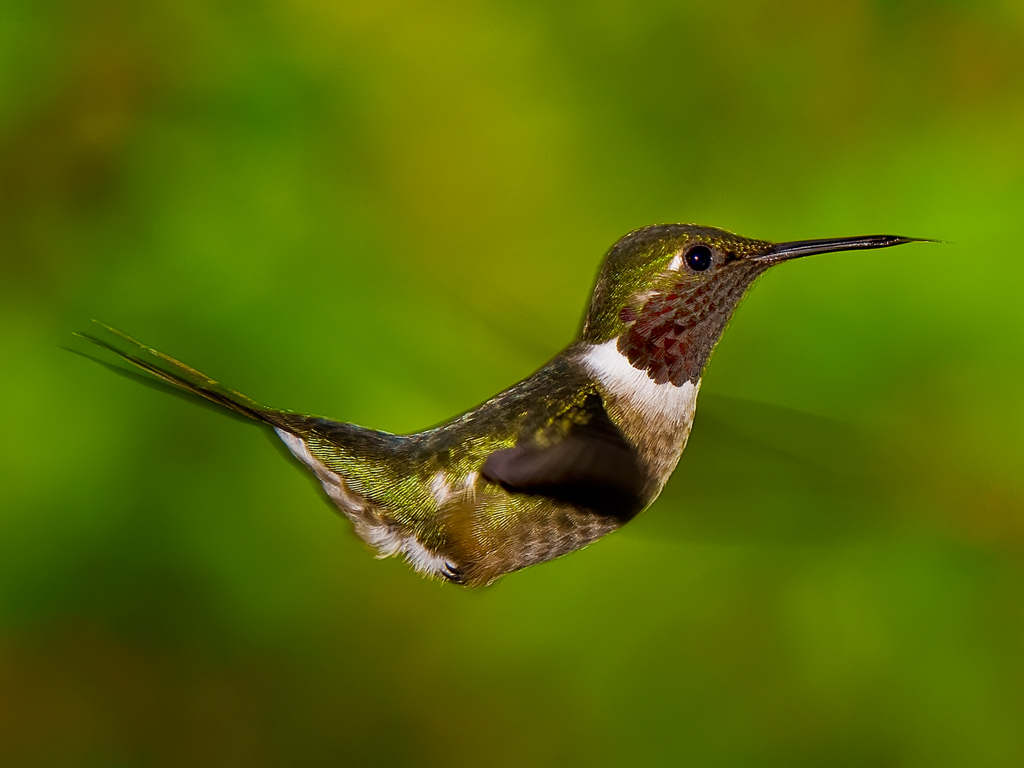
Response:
[76,321,293,430]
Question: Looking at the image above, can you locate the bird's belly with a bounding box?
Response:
[439,492,624,586]
[277,428,626,587]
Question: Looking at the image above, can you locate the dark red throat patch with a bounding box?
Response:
[617,266,764,386]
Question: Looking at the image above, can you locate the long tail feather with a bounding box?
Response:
[76,321,285,427]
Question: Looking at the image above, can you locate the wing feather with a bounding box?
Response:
[481,393,646,521]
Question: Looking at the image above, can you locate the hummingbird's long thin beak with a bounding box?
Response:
[756,234,936,264]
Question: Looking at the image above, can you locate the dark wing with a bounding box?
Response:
[480,393,646,522]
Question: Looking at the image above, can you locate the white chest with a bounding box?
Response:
[579,339,701,484]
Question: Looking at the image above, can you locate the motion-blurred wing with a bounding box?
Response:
[481,393,646,521]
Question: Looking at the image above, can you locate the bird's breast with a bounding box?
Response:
[576,339,701,490]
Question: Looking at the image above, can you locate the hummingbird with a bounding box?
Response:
[80,224,927,586]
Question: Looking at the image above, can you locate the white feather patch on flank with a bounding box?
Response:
[275,429,452,580]
[361,525,450,578]
[429,470,453,505]
[432,470,480,507]
[580,339,700,430]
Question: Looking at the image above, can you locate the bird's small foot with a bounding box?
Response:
[441,561,465,584]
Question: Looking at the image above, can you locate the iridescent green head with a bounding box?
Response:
[581,224,927,386]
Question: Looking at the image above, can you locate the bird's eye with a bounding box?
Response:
[685,245,713,272]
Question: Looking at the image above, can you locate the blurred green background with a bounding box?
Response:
[2,0,1023,765]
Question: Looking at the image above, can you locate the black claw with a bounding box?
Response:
[442,562,465,584]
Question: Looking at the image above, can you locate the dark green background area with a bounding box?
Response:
[2,1,1023,765]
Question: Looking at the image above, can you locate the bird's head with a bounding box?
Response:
[581,224,925,387]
